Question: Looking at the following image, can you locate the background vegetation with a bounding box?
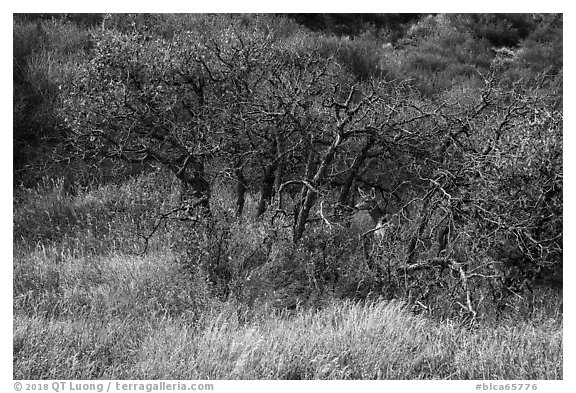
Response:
[13,13,562,379]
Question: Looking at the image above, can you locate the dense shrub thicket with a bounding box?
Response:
[14,13,562,320]
[13,14,564,379]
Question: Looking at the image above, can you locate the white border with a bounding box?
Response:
[4,4,571,391]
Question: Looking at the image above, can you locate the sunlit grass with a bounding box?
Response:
[13,173,563,380]
[15,298,562,379]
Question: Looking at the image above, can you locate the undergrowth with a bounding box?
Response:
[13,171,563,379]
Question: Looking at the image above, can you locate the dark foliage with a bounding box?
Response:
[287,13,421,41]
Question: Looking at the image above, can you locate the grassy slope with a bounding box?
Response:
[13,173,563,379]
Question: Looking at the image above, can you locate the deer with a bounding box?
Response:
[353,187,388,262]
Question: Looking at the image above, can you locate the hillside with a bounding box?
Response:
[13,13,563,380]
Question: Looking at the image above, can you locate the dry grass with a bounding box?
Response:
[14,294,562,379]
[13,173,563,380]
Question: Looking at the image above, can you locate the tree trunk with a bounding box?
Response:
[234,164,247,218]
[406,191,434,265]
[293,134,341,242]
[256,139,278,217]
[292,147,316,240]
[256,162,276,217]
[273,133,285,209]
[338,136,374,213]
